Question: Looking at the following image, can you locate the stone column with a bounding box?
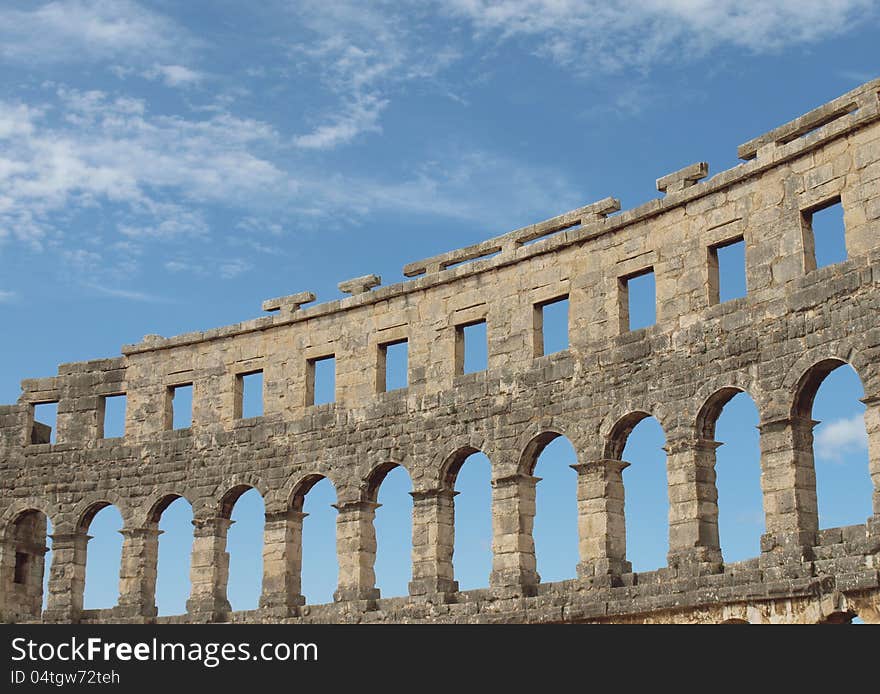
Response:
[333,501,380,602]
[259,510,307,614]
[409,489,457,598]
[43,532,88,623]
[0,538,14,619]
[758,416,818,565]
[117,526,160,619]
[665,437,723,574]
[862,395,880,526]
[489,473,539,596]
[185,517,232,620]
[572,460,631,583]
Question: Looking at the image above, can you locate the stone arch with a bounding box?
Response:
[778,343,876,420]
[791,358,854,419]
[145,492,192,525]
[518,429,573,476]
[695,385,763,564]
[289,473,336,512]
[696,386,750,440]
[604,411,653,460]
[602,410,669,573]
[440,446,484,491]
[787,356,873,529]
[73,492,130,534]
[144,492,195,617]
[1,506,54,620]
[217,474,268,519]
[363,460,413,598]
[74,500,124,607]
[1,499,58,534]
[364,461,408,503]
[720,618,750,624]
[216,481,266,612]
[521,429,581,583]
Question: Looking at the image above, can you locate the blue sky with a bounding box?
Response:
[1,1,876,615]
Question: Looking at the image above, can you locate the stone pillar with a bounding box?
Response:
[665,437,723,574]
[185,517,232,620]
[43,532,88,623]
[862,395,880,525]
[409,489,457,598]
[259,510,307,614]
[117,526,160,619]
[758,416,818,565]
[0,519,49,621]
[572,460,631,582]
[489,473,539,596]
[333,501,380,602]
[0,538,14,619]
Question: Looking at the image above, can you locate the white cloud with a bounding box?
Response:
[293,93,388,150]
[815,413,869,462]
[142,64,205,88]
[163,257,252,279]
[84,283,170,302]
[0,290,17,303]
[0,0,194,66]
[288,2,460,149]
[0,89,288,247]
[443,0,876,73]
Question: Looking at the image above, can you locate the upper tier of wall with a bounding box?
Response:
[3,77,879,449]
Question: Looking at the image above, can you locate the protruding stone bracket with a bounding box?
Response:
[262,291,316,314]
[338,274,382,296]
[656,162,709,194]
[402,197,620,278]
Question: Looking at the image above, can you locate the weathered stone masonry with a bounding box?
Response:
[2,79,880,624]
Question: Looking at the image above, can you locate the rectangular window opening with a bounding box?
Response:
[802,197,846,270]
[307,355,336,406]
[13,552,28,584]
[100,393,127,439]
[455,320,488,375]
[167,383,193,431]
[235,370,264,419]
[708,237,747,304]
[534,295,570,357]
[31,401,58,444]
[619,268,656,332]
[379,340,409,393]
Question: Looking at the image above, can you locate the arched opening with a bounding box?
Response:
[819,611,857,624]
[292,475,338,605]
[81,504,123,610]
[151,495,193,617]
[608,412,668,573]
[521,433,578,583]
[4,510,52,620]
[367,463,412,598]
[794,360,871,529]
[720,618,750,624]
[221,486,265,611]
[443,448,492,591]
[698,388,763,563]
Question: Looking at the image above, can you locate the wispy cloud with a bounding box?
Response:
[815,413,869,462]
[84,283,171,303]
[288,2,461,149]
[0,88,287,247]
[163,257,253,279]
[443,0,876,74]
[0,0,194,66]
[0,290,17,304]
[142,64,205,88]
